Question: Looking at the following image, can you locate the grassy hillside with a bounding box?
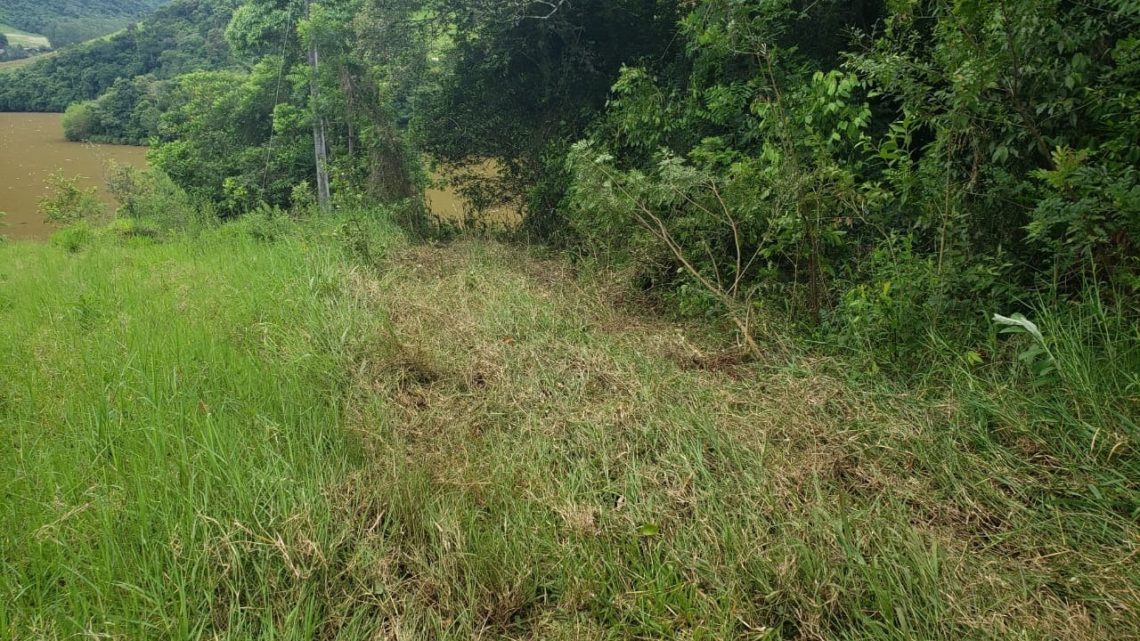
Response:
[0,217,390,638]
[0,0,166,46]
[0,54,45,73]
[0,214,1135,639]
[0,23,51,49]
[0,0,235,111]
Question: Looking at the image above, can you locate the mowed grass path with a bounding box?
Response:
[1,221,1137,639]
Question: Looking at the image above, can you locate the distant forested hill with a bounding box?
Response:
[0,0,170,46]
[0,0,237,112]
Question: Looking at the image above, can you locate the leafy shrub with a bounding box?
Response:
[38,173,105,224]
[829,235,944,368]
[334,208,402,265]
[62,101,98,142]
[103,217,161,243]
[289,181,316,217]
[228,204,294,243]
[106,164,208,233]
[826,230,1020,370]
[566,63,882,352]
[1029,148,1140,290]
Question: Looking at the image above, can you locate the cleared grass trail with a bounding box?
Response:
[338,241,1137,640]
[0,224,1136,639]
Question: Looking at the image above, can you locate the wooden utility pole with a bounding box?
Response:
[306,0,331,211]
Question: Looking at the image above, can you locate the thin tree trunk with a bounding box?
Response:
[341,68,355,159]
[306,0,331,211]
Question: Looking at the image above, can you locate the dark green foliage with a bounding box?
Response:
[411,0,683,230]
[148,67,312,214]
[553,0,1139,370]
[850,0,1140,293]
[62,76,168,145]
[564,0,890,328]
[0,0,237,112]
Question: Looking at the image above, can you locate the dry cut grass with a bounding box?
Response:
[307,240,1137,640]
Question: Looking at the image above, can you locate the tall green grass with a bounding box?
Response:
[924,293,1140,574]
[0,218,1135,639]
[0,220,393,638]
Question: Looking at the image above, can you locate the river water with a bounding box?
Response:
[424,160,522,227]
[0,113,147,240]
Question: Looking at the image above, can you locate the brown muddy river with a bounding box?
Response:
[426,160,521,227]
[1,113,147,240]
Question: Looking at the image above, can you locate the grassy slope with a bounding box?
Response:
[0,55,44,73]
[0,28,123,73]
[0,221,387,638]
[0,23,52,74]
[0,0,159,46]
[0,23,51,48]
[0,221,1136,639]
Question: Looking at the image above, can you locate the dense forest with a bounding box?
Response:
[1,0,1138,638]
[19,0,1134,357]
[0,0,168,46]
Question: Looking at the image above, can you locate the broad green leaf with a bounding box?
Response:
[993,313,1045,343]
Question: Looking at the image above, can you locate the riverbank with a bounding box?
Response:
[0,112,146,239]
[1,215,1135,639]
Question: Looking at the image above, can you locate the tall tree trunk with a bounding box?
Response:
[341,68,356,160]
[306,0,331,211]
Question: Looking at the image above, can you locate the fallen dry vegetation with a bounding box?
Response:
[313,241,1137,639]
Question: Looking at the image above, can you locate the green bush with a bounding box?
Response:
[37,173,105,224]
[50,221,95,253]
[103,217,161,243]
[221,204,294,243]
[106,164,210,233]
[1029,148,1140,290]
[61,101,97,142]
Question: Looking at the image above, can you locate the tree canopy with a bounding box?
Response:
[3,0,1136,367]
